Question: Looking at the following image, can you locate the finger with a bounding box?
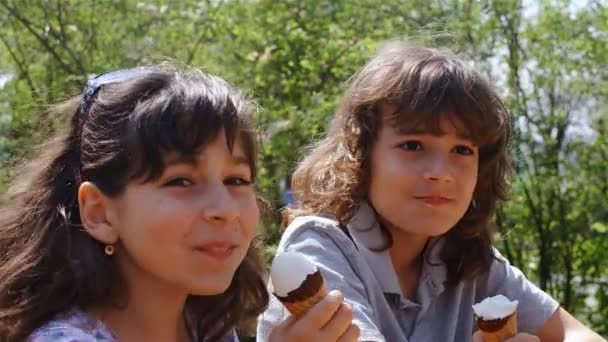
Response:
[268,315,297,341]
[505,333,540,342]
[321,302,354,339]
[472,330,484,342]
[275,314,297,330]
[296,290,344,329]
[337,323,361,342]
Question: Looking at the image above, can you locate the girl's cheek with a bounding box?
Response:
[240,195,260,230]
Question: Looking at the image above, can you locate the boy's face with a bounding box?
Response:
[368,106,478,240]
[106,130,259,297]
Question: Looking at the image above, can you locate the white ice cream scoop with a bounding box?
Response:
[270,251,318,297]
[472,295,519,320]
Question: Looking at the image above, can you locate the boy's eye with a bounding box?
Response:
[164,177,194,187]
[399,141,423,151]
[453,145,475,155]
[225,177,252,186]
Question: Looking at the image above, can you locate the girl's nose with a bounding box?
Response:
[199,184,239,223]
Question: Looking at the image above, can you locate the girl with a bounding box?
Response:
[0,66,356,342]
[257,42,605,341]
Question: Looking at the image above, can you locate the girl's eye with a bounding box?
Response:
[164,177,194,187]
[453,145,475,156]
[225,177,252,187]
[399,140,423,151]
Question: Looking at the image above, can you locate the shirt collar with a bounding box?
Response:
[346,202,448,300]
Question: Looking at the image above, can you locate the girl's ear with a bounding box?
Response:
[78,182,119,245]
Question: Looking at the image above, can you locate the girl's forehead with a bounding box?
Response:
[160,135,249,165]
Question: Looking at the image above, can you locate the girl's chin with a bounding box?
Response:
[187,280,233,296]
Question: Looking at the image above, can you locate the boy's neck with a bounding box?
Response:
[387,227,430,299]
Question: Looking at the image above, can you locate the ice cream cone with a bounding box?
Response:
[477,311,518,342]
[274,269,328,318]
[473,295,519,342]
[270,252,330,319]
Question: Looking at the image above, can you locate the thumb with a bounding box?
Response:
[505,333,540,342]
[472,330,484,342]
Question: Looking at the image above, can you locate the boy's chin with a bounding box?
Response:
[420,223,456,237]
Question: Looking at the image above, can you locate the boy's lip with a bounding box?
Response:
[414,195,454,206]
[414,194,453,199]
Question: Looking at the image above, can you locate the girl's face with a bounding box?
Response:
[368,106,478,239]
[104,131,259,296]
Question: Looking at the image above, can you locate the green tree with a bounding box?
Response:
[1,0,606,335]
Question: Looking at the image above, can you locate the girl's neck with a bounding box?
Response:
[91,260,190,342]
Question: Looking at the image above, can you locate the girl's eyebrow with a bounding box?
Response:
[163,153,250,168]
[229,155,251,167]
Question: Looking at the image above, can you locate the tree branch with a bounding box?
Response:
[0,31,37,95]
[186,0,225,65]
[47,0,86,75]
[0,1,74,74]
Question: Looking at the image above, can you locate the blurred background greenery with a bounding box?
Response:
[0,0,607,337]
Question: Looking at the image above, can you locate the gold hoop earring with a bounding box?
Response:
[467,200,477,214]
[104,245,115,256]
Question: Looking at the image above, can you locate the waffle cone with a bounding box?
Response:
[281,283,328,318]
[274,269,328,318]
[477,312,518,342]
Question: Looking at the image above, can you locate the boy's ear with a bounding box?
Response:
[78,182,119,245]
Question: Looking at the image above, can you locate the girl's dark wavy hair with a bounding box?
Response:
[0,66,268,341]
[285,41,512,284]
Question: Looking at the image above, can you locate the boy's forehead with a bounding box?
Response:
[381,108,472,140]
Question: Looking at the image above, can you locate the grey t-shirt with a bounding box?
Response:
[257,203,559,342]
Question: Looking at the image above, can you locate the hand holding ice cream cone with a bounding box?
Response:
[268,251,360,341]
[270,251,329,318]
[473,332,540,342]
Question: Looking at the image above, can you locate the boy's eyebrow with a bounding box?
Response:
[393,127,473,141]
[163,154,197,167]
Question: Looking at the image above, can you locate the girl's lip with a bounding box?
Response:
[194,241,238,260]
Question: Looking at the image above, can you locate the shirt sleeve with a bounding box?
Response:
[28,326,107,342]
[257,223,386,342]
[487,249,560,334]
[227,329,239,342]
